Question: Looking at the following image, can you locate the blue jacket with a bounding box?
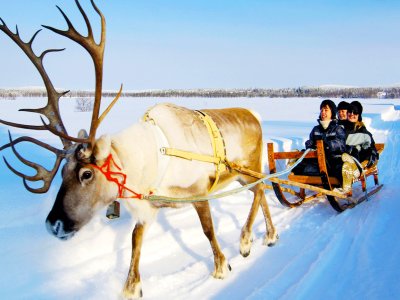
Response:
[292,119,346,177]
[305,119,347,159]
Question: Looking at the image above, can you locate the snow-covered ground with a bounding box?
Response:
[0,97,399,299]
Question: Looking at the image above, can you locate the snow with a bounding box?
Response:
[0,97,399,299]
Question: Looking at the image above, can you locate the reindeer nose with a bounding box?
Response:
[45,218,62,235]
[45,218,75,240]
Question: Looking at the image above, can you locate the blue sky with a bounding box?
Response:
[1,0,400,90]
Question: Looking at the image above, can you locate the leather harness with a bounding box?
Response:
[144,109,227,194]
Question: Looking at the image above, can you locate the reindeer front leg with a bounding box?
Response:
[193,201,231,279]
[123,222,147,299]
[240,185,261,257]
[240,183,278,257]
[258,186,278,246]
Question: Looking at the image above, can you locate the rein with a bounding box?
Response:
[92,147,312,203]
[92,154,149,200]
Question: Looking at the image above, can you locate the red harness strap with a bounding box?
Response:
[91,154,149,199]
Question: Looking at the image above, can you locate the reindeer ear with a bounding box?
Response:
[75,129,92,161]
[78,129,89,139]
[93,134,112,162]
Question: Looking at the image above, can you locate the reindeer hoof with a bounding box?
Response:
[241,249,250,257]
[263,233,279,247]
[123,282,143,299]
[240,231,253,257]
[240,238,251,257]
[212,259,231,279]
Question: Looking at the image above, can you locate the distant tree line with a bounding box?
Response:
[1,86,400,99]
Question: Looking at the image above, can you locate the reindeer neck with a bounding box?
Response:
[111,123,160,195]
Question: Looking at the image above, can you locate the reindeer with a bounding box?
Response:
[0,1,278,298]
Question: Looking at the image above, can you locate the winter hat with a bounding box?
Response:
[337,101,349,111]
[349,101,363,121]
[319,99,337,119]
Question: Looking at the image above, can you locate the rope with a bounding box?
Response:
[91,154,148,200]
[94,144,377,204]
[143,149,312,203]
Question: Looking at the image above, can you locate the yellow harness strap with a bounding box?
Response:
[161,110,227,193]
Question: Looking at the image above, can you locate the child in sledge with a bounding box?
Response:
[338,101,379,195]
[293,99,346,180]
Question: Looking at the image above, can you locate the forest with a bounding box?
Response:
[1,86,399,99]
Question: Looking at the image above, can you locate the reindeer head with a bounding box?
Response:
[0,0,122,240]
[46,133,122,240]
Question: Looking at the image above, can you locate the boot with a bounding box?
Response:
[341,162,354,195]
[341,153,360,175]
[333,164,353,198]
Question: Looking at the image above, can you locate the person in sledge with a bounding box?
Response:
[337,101,379,195]
[337,100,349,125]
[293,99,346,180]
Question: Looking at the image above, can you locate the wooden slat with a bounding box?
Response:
[376,143,384,153]
[273,151,317,160]
[267,143,277,174]
[303,192,323,203]
[287,174,341,186]
[271,143,384,161]
[263,183,321,203]
[269,177,347,198]
[262,183,299,196]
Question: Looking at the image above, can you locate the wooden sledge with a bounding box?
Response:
[266,140,385,212]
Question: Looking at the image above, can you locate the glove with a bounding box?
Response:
[305,140,314,150]
[347,146,359,160]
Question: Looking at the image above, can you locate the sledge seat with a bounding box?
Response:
[267,140,385,212]
[270,141,385,189]
[287,174,341,186]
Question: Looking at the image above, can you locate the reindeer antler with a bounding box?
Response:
[43,0,106,146]
[0,0,121,193]
[0,18,73,148]
[1,132,70,193]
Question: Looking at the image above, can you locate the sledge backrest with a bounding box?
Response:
[376,143,385,154]
[267,141,385,187]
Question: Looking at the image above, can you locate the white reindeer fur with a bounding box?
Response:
[94,103,249,224]
[145,103,246,189]
[123,104,248,192]
[104,122,160,224]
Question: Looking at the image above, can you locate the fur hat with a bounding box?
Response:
[349,101,363,121]
[319,99,337,120]
[337,101,349,111]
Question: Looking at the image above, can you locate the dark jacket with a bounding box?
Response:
[344,121,379,166]
[305,119,347,159]
[293,119,346,177]
[338,119,347,128]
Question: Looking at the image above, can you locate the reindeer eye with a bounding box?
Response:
[79,168,93,183]
[82,171,92,180]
